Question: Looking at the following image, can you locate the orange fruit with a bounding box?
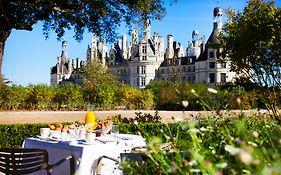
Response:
[85,111,96,124]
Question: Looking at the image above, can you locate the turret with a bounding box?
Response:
[213,7,222,30]
[122,34,128,59]
[132,27,138,45]
[61,40,69,64]
[143,19,150,39]
[207,7,222,45]
[192,30,199,45]
[153,32,159,53]
[166,34,174,59]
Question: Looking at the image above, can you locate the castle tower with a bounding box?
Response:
[153,32,159,54]
[132,27,138,45]
[90,34,98,62]
[166,34,174,59]
[213,7,223,31]
[61,40,69,64]
[100,40,107,66]
[122,34,128,60]
[143,19,151,39]
[192,30,199,45]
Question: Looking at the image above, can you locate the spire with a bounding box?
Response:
[143,19,150,39]
[61,40,69,63]
[213,7,222,30]
[132,27,138,45]
[207,7,222,45]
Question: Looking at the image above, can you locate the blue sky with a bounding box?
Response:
[3,0,280,86]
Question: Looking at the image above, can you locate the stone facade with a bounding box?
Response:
[155,7,236,86]
[108,20,165,88]
[50,7,237,87]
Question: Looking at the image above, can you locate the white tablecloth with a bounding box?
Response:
[22,134,146,175]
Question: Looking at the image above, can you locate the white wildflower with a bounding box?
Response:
[182,100,189,107]
[189,160,197,166]
[252,131,259,138]
[191,89,196,94]
[200,127,208,132]
[133,120,138,125]
[207,88,218,94]
[247,141,258,147]
[167,165,177,173]
[225,145,241,155]
[242,169,252,174]
[238,151,253,165]
[189,128,200,133]
[215,162,228,168]
[236,97,241,105]
[190,169,201,173]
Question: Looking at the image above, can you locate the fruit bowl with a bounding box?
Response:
[92,121,112,135]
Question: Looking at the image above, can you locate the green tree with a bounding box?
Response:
[82,61,117,103]
[53,83,85,110]
[220,0,281,118]
[26,84,55,110]
[0,0,169,80]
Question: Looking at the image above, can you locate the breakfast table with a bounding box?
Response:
[22,134,146,175]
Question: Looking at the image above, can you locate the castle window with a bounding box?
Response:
[161,68,164,74]
[221,62,226,68]
[141,66,146,74]
[209,62,216,69]
[188,66,191,72]
[209,73,216,83]
[142,56,147,60]
[182,66,186,72]
[193,66,195,72]
[142,45,147,54]
[137,66,139,74]
[141,77,146,86]
[209,51,215,58]
[221,73,226,83]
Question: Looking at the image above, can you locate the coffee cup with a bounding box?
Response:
[85,133,96,143]
[79,128,87,139]
[50,130,61,139]
[40,128,50,138]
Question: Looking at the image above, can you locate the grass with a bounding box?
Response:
[121,117,281,175]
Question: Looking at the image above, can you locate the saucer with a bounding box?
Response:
[36,135,49,140]
[78,140,96,145]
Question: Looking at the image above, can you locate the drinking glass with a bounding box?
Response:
[111,125,119,135]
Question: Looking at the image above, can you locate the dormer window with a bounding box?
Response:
[209,51,215,58]
[142,45,147,54]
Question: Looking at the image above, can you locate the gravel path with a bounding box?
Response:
[0,110,269,124]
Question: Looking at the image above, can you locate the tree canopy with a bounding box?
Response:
[0,0,170,79]
[219,0,281,118]
[220,0,281,88]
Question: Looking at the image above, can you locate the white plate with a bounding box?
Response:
[78,140,97,145]
[96,136,118,142]
[113,134,136,140]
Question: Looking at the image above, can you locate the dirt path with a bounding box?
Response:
[0,110,268,124]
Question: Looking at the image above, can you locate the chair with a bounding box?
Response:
[95,143,173,175]
[94,154,145,175]
[0,148,75,175]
